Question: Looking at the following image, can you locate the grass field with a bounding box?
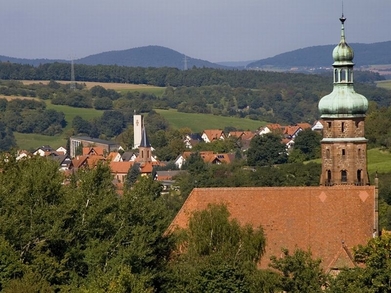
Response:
[21,80,166,96]
[367,148,391,174]
[14,132,67,150]
[377,80,391,90]
[45,101,103,132]
[156,109,266,132]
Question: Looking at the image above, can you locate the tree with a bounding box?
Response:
[125,163,140,187]
[0,121,17,151]
[247,133,288,166]
[163,204,269,292]
[289,129,321,162]
[269,248,329,293]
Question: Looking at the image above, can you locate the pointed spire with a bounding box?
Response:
[339,13,346,42]
[139,127,151,148]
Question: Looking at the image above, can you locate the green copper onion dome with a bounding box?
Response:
[318,15,368,118]
[332,15,354,66]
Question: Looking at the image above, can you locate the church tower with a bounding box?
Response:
[319,15,369,186]
[138,127,152,164]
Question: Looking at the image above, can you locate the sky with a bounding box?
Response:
[0,0,390,63]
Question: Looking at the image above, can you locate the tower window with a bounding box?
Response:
[326,149,330,159]
[357,170,362,184]
[327,122,331,129]
[334,69,338,82]
[327,170,332,185]
[341,69,346,82]
[342,149,346,156]
[341,122,345,132]
[341,170,347,183]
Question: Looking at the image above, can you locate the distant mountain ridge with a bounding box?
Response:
[0,41,390,70]
[0,46,227,69]
[246,41,391,69]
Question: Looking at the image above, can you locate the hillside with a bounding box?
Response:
[247,41,391,69]
[0,46,227,70]
[76,45,227,69]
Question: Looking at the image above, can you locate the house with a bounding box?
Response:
[82,146,105,157]
[258,124,283,136]
[56,146,67,155]
[110,161,133,183]
[106,151,123,162]
[48,154,73,171]
[155,170,185,191]
[174,151,214,169]
[174,151,235,169]
[167,185,376,272]
[201,129,225,143]
[69,136,120,158]
[121,151,137,162]
[71,155,105,170]
[228,131,256,151]
[312,120,324,132]
[33,145,55,156]
[184,133,202,149]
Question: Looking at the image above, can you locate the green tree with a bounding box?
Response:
[269,248,329,293]
[329,234,391,292]
[247,133,288,166]
[289,129,321,162]
[0,121,17,151]
[163,204,268,293]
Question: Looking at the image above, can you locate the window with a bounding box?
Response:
[357,170,362,184]
[341,69,346,82]
[341,170,347,183]
[327,170,332,185]
[334,69,338,82]
[342,149,345,156]
[327,122,331,129]
[326,149,330,159]
[341,122,345,132]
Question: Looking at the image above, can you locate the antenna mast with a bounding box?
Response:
[183,55,188,70]
[70,58,76,90]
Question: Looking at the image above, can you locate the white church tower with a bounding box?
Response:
[133,114,144,149]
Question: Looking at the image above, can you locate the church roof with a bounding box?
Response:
[167,186,375,271]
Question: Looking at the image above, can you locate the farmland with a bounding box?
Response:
[156,109,266,133]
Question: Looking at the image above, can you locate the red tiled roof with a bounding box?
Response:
[296,122,312,130]
[266,124,283,131]
[283,125,301,137]
[203,129,225,141]
[140,161,154,174]
[82,147,105,156]
[167,186,375,271]
[110,161,133,174]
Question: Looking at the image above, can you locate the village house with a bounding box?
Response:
[201,129,225,143]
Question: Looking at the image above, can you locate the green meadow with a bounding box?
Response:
[45,101,104,132]
[376,80,391,90]
[117,87,166,96]
[155,109,266,133]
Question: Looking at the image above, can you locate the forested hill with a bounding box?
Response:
[76,46,227,69]
[0,46,227,69]
[247,41,391,69]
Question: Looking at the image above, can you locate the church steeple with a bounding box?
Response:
[319,15,369,186]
